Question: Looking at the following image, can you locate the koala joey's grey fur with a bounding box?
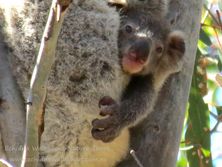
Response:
[0,0,130,166]
[126,0,168,16]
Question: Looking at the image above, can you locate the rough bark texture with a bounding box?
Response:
[117,0,203,166]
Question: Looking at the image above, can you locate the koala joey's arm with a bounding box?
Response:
[91,30,185,143]
[91,75,155,143]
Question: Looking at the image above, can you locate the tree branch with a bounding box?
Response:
[21,0,72,166]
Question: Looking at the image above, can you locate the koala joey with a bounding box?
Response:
[91,0,185,143]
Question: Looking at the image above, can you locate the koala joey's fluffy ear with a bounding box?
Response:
[166,31,186,59]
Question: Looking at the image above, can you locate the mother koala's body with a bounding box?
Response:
[0,0,130,166]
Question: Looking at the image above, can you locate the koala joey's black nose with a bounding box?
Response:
[130,38,150,61]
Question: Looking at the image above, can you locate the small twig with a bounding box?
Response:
[210,111,218,120]
[216,10,222,31]
[201,3,213,24]
[201,23,222,30]
[213,27,222,51]
[210,112,222,134]
[179,145,194,151]
[203,4,220,26]
[180,140,191,145]
[0,159,13,167]
[21,0,72,166]
[130,149,144,167]
[210,121,220,134]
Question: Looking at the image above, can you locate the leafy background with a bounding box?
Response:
[177,0,222,166]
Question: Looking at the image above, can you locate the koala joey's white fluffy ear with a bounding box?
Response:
[167,31,186,58]
[108,0,128,6]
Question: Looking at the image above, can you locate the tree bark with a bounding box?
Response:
[117,0,203,166]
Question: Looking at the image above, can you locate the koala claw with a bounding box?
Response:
[91,124,121,143]
[92,96,121,142]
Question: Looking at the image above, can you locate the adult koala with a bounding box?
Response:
[0,0,129,166]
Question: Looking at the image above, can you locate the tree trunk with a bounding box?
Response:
[117,0,203,166]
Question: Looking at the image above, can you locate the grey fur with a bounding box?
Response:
[126,0,168,16]
[0,0,130,166]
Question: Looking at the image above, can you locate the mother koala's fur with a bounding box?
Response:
[0,0,130,166]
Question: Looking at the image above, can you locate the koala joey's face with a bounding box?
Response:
[118,9,171,75]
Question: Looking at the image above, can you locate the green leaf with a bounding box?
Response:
[185,52,213,167]
[177,155,188,167]
[201,148,211,157]
[198,40,209,55]
[218,59,222,71]
[207,80,217,91]
[199,28,212,46]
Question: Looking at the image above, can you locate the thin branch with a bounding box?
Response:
[201,3,213,24]
[210,111,222,134]
[216,10,222,31]
[21,0,72,166]
[201,23,222,30]
[210,112,222,134]
[210,121,220,134]
[203,4,220,26]
[210,111,218,120]
[130,149,144,167]
[179,145,194,151]
[0,159,13,167]
[213,27,222,51]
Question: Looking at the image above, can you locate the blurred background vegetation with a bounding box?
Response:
[177,0,222,166]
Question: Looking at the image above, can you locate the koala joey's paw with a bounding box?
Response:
[91,96,122,142]
[91,120,121,143]
[165,31,186,73]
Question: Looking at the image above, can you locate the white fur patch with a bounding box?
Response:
[136,30,153,38]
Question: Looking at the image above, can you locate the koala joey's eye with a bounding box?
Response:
[156,46,163,54]
[125,25,133,34]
